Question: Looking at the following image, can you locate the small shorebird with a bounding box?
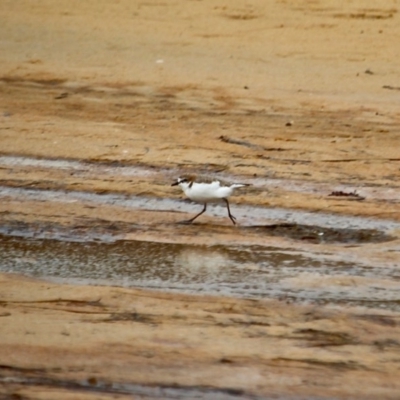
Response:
[172,175,249,225]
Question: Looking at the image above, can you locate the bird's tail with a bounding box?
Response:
[230,183,250,189]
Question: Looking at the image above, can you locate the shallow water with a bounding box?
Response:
[1,234,399,310]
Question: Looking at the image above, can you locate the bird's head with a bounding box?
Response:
[171,175,195,188]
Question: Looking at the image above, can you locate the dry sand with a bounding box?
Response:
[1,0,400,398]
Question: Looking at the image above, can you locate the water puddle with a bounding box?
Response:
[1,234,399,311]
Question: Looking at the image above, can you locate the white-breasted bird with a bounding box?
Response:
[172,175,249,224]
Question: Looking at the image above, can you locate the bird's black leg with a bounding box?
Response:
[187,203,207,223]
[223,198,236,225]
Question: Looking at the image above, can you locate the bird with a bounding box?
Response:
[171,175,249,225]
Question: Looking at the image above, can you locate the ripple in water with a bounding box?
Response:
[1,235,399,311]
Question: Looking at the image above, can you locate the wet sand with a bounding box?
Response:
[1,0,400,398]
[2,272,400,400]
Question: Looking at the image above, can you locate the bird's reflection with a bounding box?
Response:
[174,247,232,282]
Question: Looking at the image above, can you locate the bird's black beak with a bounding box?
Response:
[171,181,179,186]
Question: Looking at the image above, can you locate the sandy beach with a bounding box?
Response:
[1,1,400,398]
